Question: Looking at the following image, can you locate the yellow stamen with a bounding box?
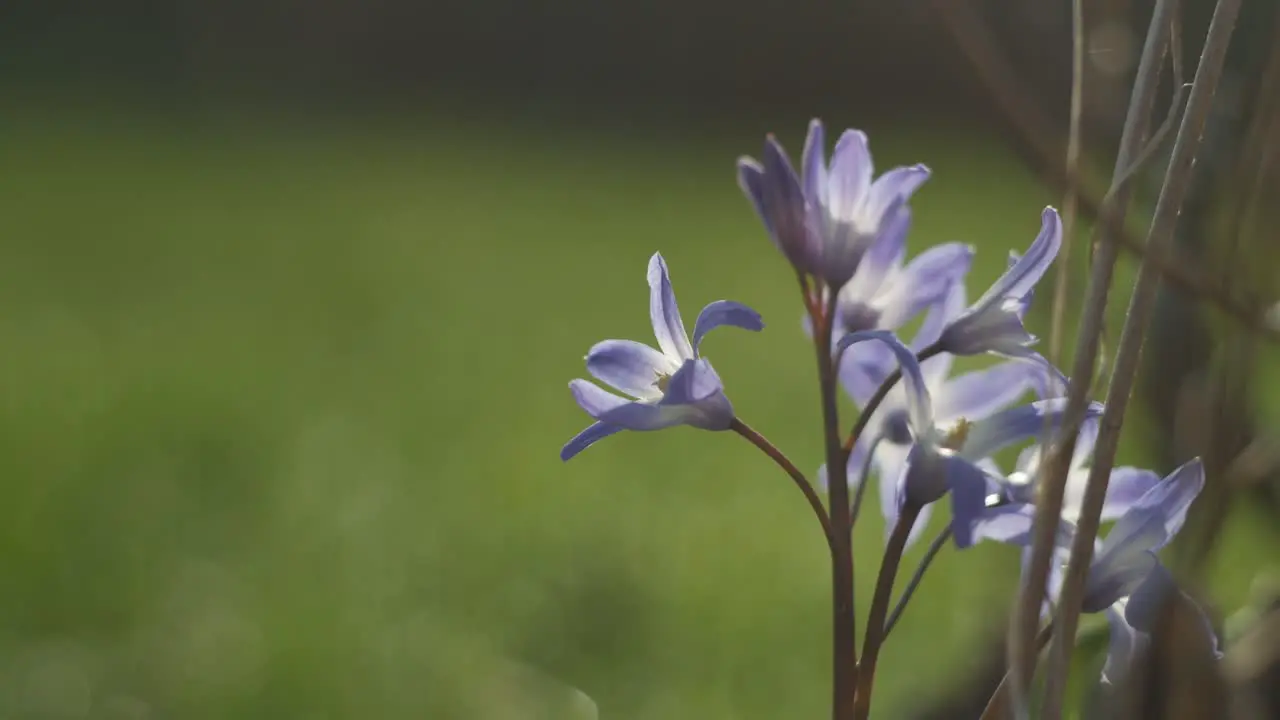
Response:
[655,372,671,393]
[942,418,972,451]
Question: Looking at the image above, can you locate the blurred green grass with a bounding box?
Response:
[0,110,1273,719]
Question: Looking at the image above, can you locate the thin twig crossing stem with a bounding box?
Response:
[883,526,952,639]
[1041,1,1244,716]
[1008,1,1177,711]
[1048,0,1086,366]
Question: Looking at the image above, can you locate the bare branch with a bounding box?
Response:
[1043,1,1244,716]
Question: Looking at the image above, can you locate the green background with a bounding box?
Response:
[0,106,1274,719]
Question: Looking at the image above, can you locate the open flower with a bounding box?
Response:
[560,253,764,461]
[834,329,1085,549]
[737,119,930,287]
[937,207,1063,357]
[831,280,1068,546]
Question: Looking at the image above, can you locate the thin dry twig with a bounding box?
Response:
[1048,0,1086,367]
[1042,1,1245,716]
[1005,0,1180,711]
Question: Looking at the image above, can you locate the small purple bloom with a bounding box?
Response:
[937,207,1063,357]
[833,330,1082,549]
[738,119,930,287]
[967,417,1164,546]
[1029,459,1218,684]
[560,253,764,461]
[835,240,975,337]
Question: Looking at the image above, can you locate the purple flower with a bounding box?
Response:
[834,240,975,337]
[967,417,1164,546]
[560,253,764,461]
[937,207,1063,357]
[833,330,1081,549]
[1026,459,1218,684]
[737,119,931,287]
[802,237,974,401]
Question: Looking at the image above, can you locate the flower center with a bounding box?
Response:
[941,418,972,452]
[654,372,672,393]
[839,303,881,335]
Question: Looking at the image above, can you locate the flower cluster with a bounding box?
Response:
[557,119,1220,707]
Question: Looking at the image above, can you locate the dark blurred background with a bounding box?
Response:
[1,1,1277,718]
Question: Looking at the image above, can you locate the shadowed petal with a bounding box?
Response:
[1072,414,1101,468]
[1005,250,1035,319]
[876,441,912,526]
[901,442,949,509]
[1085,549,1158,612]
[905,502,934,550]
[569,379,630,418]
[655,358,735,430]
[598,401,697,432]
[912,278,968,351]
[1123,561,1175,633]
[875,242,975,330]
[969,503,1036,547]
[560,422,626,461]
[801,119,828,208]
[1022,352,1069,398]
[933,358,1051,424]
[961,399,1104,462]
[836,330,932,432]
[739,149,816,274]
[944,455,995,548]
[692,300,764,354]
[878,447,934,548]
[647,253,693,361]
[939,299,1037,357]
[839,341,897,407]
[585,339,671,400]
[841,217,908,305]
[1102,602,1144,686]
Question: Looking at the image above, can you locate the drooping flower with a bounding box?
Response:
[737,119,931,287]
[560,253,763,461]
[1028,459,1220,684]
[834,328,1086,549]
[936,207,1063,357]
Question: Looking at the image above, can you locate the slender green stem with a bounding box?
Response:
[882,526,952,640]
[851,503,922,720]
[730,418,833,547]
[849,435,882,529]
[842,343,942,454]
